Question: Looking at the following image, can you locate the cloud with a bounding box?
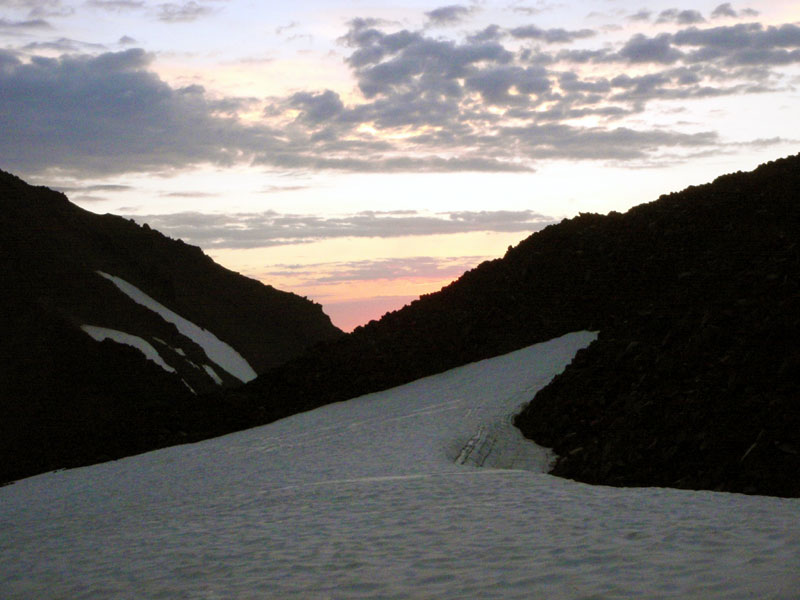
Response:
[466,24,503,43]
[673,23,800,65]
[509,3,556,16]
[656,9,705,25]
[124,209,558,249]
[160,192,219,199]
[711,3,737,18]
[0,17,51,30]
[275,21,299,35]
[289,90,345,124]
[0,0,74,18]
[4,10,797,179]
[425,5,475,26]
[260,184,311,194]
[618,33,683,63]
[627,10,652,22]
[0,48,277,175]
[157,1,213,23]
[710,3,759,19]
[509,24,595,43]
[86,0,146,11]
[299,256,487,284]
[55,183,134,193]
[22,37,107,52]
[465,64,551,104]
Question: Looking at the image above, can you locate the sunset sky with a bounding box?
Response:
[2,0,798,330]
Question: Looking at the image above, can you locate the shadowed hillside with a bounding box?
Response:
[0,170,341,483]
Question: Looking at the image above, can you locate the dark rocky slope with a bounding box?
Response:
[514,157,800,497]
[0,169,341,483]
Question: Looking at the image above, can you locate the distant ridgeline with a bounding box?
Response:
[0,169,342,484]
[2,154,798,497]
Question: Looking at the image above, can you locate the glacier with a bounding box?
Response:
[1,331,798,599]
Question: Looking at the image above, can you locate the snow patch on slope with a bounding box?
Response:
[96,271,256,383]
[203,364,223,386]
[80,325,175,374]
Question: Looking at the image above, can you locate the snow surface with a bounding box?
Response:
[2,331,798,599]
[96,271,257,383]
[80,325,176,373]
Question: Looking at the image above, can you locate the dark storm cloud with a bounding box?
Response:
[127,209,557,248]
[425,5,475,26]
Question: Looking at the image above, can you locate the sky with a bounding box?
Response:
[1,0,798,330]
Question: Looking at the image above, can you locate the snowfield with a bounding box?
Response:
[1,331,798,599]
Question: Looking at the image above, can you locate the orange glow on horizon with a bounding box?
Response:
[206,231,532,332]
